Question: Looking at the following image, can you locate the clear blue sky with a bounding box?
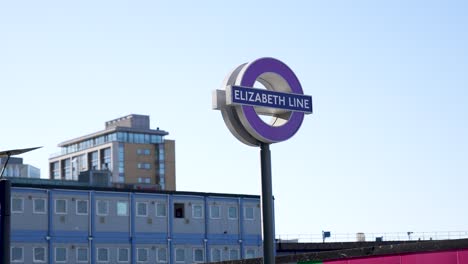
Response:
[1,0,467,236]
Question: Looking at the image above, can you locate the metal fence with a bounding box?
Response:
[276,231,468,243]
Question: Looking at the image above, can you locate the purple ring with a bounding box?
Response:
[239,58,305,143]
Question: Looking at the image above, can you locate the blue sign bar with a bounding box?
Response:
[228,85,313,114]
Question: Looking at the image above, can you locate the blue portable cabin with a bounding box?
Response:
[8,178,262,264]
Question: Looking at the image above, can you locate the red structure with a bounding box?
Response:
[325,249,468,264]
[210,238,468,263]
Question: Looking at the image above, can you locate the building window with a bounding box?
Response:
[137,163,151,169]
[89,151,98,170]
[136,202,148,217]
[33,198,47,214]
[76,154,87,175]
[55,199,67,214]
[158,143,166,190]
[117,132,162,144]
[174,203,184,218]
[11,197,24,213]
[76,200,89,215]
[211,248,222,262]
[101,147,111,170]
[62,159,71,179]
[117,201,129,216]
[137,248,148,263]
[137,177,151,183]
[55,247,67,263]
[97,248,109,262]
[96,200,109,216]
[245,207,254,220]
[76,248,89,263]
[228,206,238,219]
[10,247,23,262]
[118,248,129,263]
[192,204,203,219]
[71,156,79,179]
[157,248,167,263]
[158,144,165,161]
[156,203,166,217]
[153,135,163,144]
[137,149,151,155]
[33,247,46,262]
[229,249,239,260]
[246,249,256,259]
[210,205,221,219]
[193,248,204,263]
[51,161,60,179]
[118,143,125,180]
[175,248,185,263]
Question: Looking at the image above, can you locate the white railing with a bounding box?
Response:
[49,151,64,159]
[276,231,468,243]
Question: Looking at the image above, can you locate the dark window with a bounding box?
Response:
[174,203,184,218]
[100,148,111,170]
[88,151,98,170]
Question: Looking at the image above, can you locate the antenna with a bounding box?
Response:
[0,146,42,178]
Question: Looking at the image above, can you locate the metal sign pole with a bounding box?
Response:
[0,179,11,264]
[214,58,312,263]
[260,143,275,264]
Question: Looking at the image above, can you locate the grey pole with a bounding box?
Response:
[0,179,11,264]
[260,143,275,264]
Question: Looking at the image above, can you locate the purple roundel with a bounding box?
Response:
[238,57,305,143]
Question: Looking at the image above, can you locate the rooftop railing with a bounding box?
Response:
[276,231,468,243]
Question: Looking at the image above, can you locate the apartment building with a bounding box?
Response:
[49,114,175,190]
[0,157,40,178]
